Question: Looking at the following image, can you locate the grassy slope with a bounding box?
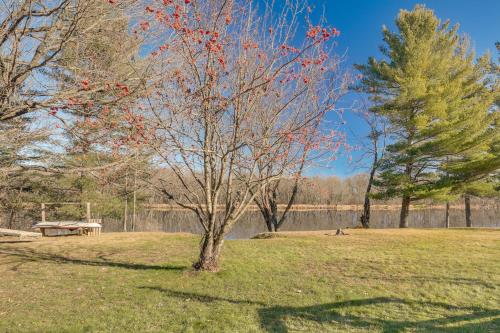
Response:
[0,229,499,333]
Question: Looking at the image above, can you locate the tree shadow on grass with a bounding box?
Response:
[138,286,267,306]
[259,298,500,333]
[342,274,498,290]
[0,247,187,271]
[139,287,500,333]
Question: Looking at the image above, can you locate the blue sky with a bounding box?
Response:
[306,0,500,178]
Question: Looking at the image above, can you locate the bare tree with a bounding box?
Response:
[139,0,343,271]
[1,0,147,161]
[351,105,387,228]
[1,0,82,121]
[252,79,348,232]
[0,0,151,227]
[1,1,148,168]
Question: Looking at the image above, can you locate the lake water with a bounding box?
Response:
[103,207,500,239]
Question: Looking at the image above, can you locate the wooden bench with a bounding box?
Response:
[32,221,102,237]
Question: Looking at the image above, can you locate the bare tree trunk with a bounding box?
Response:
[360,166,376,228]
[399,195,410,228]
[132,170,137,232]
[259,207,275,232]
[465,195,472,228]
[123,172,128,232]
[193,232,224,272]
[131,148,138,232]
[360,195,371,228]
[255,186,279,232]
[274,180,299,232]
[269,190,280,232]
[8,209,15,229]
[255,160,303,233]
[360,134,379,229]
[257,189,289,232]
[445,201,450,228]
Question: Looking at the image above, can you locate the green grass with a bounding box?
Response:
[0,229,499,332]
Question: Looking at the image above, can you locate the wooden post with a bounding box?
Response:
[41,203,46,223]
[86,202,91,223]
[445,202,450,228]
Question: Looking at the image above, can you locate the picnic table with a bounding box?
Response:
[33,221,102,236]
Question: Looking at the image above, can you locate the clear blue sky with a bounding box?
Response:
[306,0,500,178]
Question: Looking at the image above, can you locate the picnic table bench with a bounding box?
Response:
[33,220,102,236]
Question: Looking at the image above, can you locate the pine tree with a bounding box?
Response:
[437,42,500,227]
[48,1,150,224]
[355,5,497,228]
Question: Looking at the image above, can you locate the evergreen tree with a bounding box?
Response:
[47,1,150,225]
[437,42,500,227]
[355,5,497,227]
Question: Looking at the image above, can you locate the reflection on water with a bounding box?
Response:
[103,207,500,239]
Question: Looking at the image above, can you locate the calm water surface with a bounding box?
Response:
[103,207,500,239]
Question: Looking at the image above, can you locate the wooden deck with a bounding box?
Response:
[32,221,102,236]
[0,228,42,238]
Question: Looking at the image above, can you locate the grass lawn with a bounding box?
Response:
[0,229,499,332]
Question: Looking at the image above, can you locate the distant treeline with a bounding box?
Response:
[148,173,497,207]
